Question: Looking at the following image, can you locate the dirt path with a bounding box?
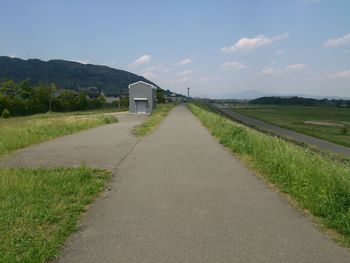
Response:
[55,105,350,263]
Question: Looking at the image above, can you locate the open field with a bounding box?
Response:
[0,112,118,156]
[0,166,110,263]
[230,104,350,148]
[189,102,350,245]
[134,103,176,136]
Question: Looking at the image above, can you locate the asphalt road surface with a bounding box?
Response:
[212,104,350,158]
[0,112,146,169]
[54,105,349,263]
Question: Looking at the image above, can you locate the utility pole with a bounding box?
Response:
[187,87,190,99]
[47,65,52,112]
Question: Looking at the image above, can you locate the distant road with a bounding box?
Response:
[209,103,350,158]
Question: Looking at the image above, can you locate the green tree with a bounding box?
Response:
[76,92,89,110]
[1,108,11,118]
[120,96,129,108]
[53,91,77,112]
[156,90,166,104]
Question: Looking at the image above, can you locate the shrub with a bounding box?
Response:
[340,125,348,135]
[1,109,11,118]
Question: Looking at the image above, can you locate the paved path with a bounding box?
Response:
[56,105,349,263]
[0,112,146,169]
[210,104,350,158]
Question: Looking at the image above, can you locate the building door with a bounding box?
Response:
[135,100,147,113]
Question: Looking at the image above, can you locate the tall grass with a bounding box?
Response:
[134,103,176,136]
[0,166,111,262]
[0,114,117,156]
[189,102,350,244]
[0,111,117,262]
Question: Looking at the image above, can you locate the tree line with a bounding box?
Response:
[250,96,350,107]
[0,79,129,117]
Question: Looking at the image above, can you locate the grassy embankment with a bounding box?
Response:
[0,111,117,262]
[0,112,117,156]
[231,104,350,148]
[188,102,350,245]
[134,103,176,136]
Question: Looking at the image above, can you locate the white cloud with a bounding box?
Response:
[142,72,156,79]
[176,58,192,66]
[170,70,194,83]
[169,77,191,84]
[324,33,350,48]
[140,63,169,80]
[9,54,17,58]
[333,70,350,78]
[261,68,279,76]
[132,54,151,66]
[275,49,285,55]
[196,76,220,82]
[222,61,246,70]
[176,70,194,77]
[286,64,307,71]
[197,76,212,82]
[221,33,289,52]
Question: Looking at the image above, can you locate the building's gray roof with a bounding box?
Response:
[128,81,157,90]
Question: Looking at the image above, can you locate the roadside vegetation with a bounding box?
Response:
[0,111,118,262]
[188,102,350,245]
[0,112,117,156]
[0,166,111,262]
[231,104,350,148]
[134,103,176,136]
[0,79,129,117]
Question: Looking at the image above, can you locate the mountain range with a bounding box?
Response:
[218,90,350,100]
[0,56,159,95]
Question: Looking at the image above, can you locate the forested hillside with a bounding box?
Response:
[0,56,158,95]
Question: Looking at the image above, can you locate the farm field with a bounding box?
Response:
[231,105,350,148]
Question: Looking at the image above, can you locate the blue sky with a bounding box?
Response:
[1,0,350,97]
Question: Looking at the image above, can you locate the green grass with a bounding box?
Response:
[0,166,111,263]
[29,107,127,119]
[0,110,119,262]
[230,104,350,147]
[0,113,117,156]
[189,102,350,245]
[134,103,176,136]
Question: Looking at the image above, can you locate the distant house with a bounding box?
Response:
[166,93,184,103]
[105,94,120,104]
[128,81,156,114]
[80,87,104,99]
[53,89,79,98]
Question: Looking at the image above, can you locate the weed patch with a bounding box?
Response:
[0,166,111,262]
[134,103,176,136]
